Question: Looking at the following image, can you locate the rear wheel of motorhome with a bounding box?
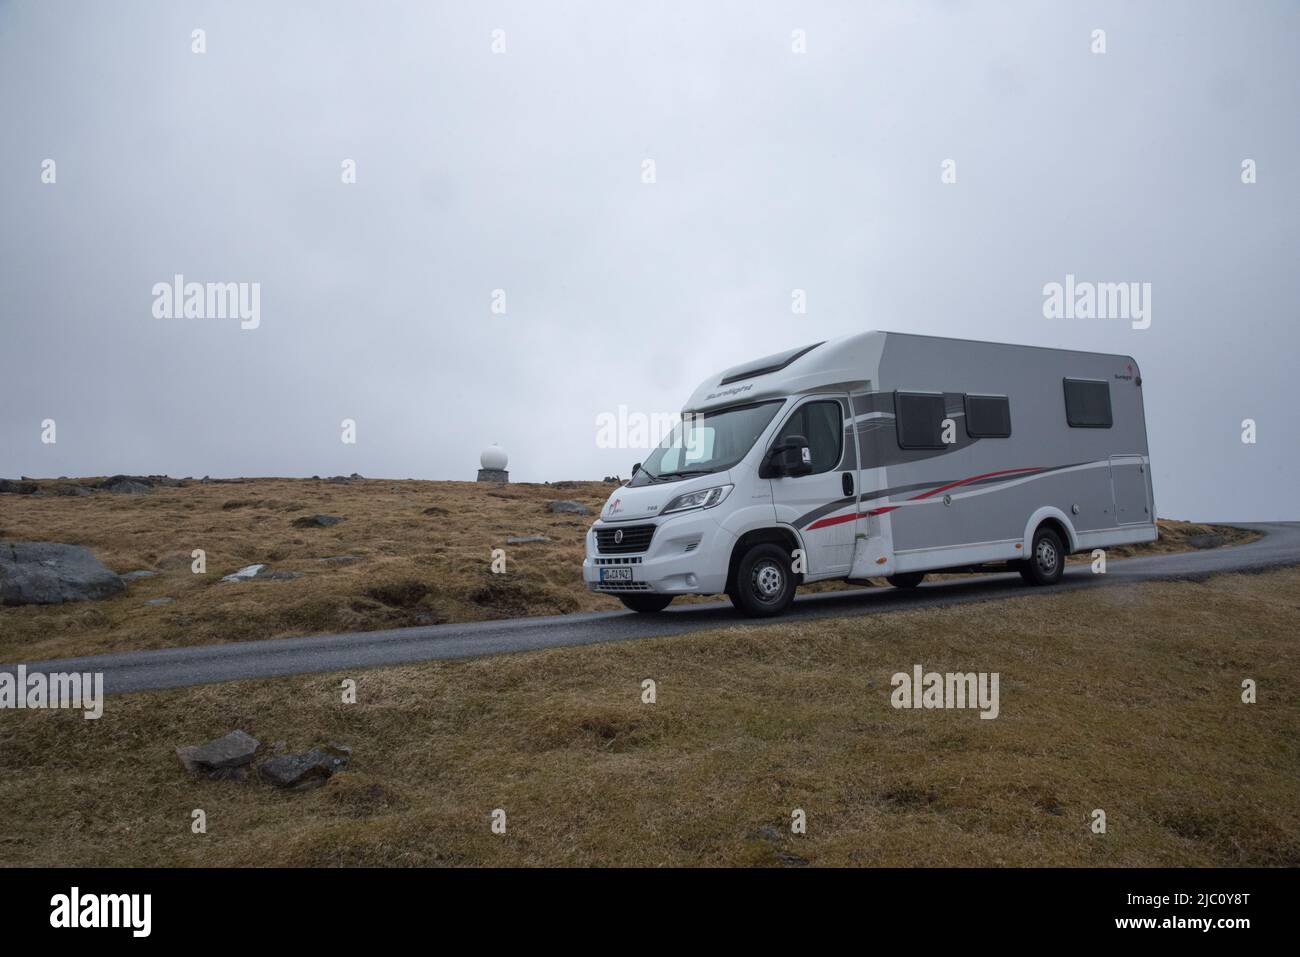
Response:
[730,543,797,617]
[1019,526,1065,586]
[886,573,926,589]
[618,594,674,613]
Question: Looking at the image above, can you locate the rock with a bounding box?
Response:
[57,485,92,496]
[350,473,364,480]
[120,570,159,582]
[326,475,352,485]
[316,555,360,564]
[0,542,127,605]
[548,500,590,515]
[98,475,152,495]
[1188,533,1225,550]
[258,570,303,581]
[422,506,448,516]
[0,479,38,495]
[292,514,344,528]
[177,730,260,779]
[145,597,175,606]
[507,534,550,544]
[220,563,266,582]
[259,744,351,790]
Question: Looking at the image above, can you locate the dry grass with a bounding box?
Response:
[0,477,619,661]
[0,476,1259,663]
[1,566,1296,867]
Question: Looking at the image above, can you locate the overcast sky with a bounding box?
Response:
[1,1,1296,520]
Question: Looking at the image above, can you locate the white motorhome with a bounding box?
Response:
[584,331,1156,617]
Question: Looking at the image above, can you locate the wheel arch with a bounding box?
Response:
[725,525,804,594]
[1022,507,1078,554]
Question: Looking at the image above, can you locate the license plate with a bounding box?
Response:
[599,566,633,583]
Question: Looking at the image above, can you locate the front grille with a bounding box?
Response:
[594,556,642,566]
[593,581,652,592]
[596,523,656,554]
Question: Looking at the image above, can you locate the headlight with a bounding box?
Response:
[661,484,733,515]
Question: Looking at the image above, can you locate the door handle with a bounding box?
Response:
[842,472,854,496]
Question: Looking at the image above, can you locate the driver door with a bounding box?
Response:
[768,395,858,579]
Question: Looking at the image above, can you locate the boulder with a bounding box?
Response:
[259,744,351,790]
[506,534,550,544]
[548,500,591,516]
[145,596,175,606]
[292,514,344,528]
[177,730,260,779]
[98,475,152,495]
[0,542,127,605]
[120,570,158,582]
[0,479,38,495]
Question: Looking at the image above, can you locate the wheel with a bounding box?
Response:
[618,593,674,613]
[730,543,797,617]
[886,572,925,589]
[1019,525,1065,586]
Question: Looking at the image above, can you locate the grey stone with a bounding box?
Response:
[0,542,127,605]
[259,744,351,790]
[291,514,344,528]
[548,500,590,515]
[145,597,175,606]
[316,555,360,564]
[120,570,159,582]
[476,468,509,483]
[57,485,92,496]
[220,563,265,582]
[506,535,550,544]
[177,730,260,778]
[0,479,38,495]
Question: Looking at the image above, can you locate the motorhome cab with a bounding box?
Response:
[584,331,1157,617]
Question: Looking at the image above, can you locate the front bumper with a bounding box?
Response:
[583,509,733,595]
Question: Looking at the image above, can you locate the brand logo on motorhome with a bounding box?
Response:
[705,383,753,401]
[1042,274,1151,329]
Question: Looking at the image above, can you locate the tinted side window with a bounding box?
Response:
[1063,378,1112,428]
[964,394,1011,438]
[776,401,843,473]
[895,392,947,449]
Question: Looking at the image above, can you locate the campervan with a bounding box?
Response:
[583,332,1156,617]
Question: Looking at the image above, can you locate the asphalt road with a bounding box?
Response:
[5,523,1298,696]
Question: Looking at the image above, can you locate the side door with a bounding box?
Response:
[768,396,858,578]
[1109,455,1151,525]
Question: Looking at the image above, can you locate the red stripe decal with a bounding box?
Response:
[816,467,1047,525]
[805,511,860,531]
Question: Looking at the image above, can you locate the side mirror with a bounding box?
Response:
[762,435,812,478]
[631,462,641,476]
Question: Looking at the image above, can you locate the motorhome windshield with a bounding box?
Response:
[632,400,785,485]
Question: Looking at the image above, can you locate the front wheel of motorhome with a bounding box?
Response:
[618,594,675,614]
[729,543,798,617]
[1018,526,1065,586]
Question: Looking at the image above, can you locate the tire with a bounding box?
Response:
[1019,525,1065,586]
[886,572,925,589]
[618,594,674,613]
[730,543,798,617]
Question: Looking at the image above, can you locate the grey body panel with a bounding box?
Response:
[860,333,1152,553]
